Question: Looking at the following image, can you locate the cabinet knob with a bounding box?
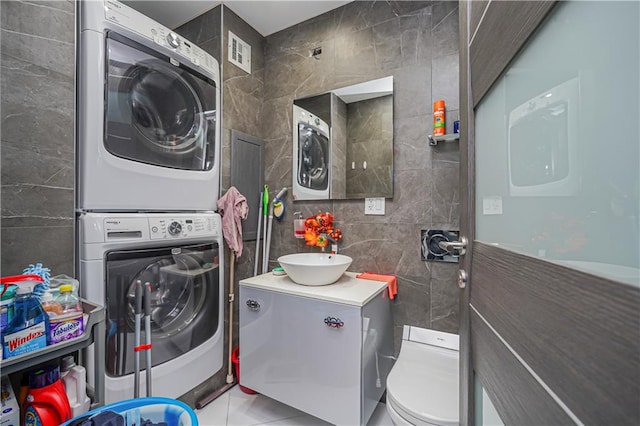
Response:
[324,316,344,328]
[246,299,260,311]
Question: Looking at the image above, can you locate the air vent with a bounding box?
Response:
[228,31,251,74]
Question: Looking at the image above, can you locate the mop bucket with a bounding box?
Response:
[60,397,198,426]
[232,346,257,394]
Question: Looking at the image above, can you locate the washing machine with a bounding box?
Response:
[292,105,331,200]
[77,0,220,212]
[78,212,224,403]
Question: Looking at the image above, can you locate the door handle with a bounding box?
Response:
[438,236,467,256]
[246,299,260,311]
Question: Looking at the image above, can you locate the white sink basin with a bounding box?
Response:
[277,253,353,286]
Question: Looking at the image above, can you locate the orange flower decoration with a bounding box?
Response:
[303,212,343,248]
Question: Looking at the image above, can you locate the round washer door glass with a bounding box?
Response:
[105,35,217,171]
[105,243,220,377]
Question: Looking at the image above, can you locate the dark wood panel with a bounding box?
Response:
[230,130,264,240]
[458,2,474,425]
[470,0,556,106]
[469,0,489,42]
[471,242,640,425]
[471,309,574,425]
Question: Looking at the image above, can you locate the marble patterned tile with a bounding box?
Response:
[1,103,74,156]
[19,1,74,14]
[1,184,73,221]
[1,0,74,44]
[389,1,434,17]
[432,53,459,111]
[394,113,433,171]
[334,27,377,82]
[432,160,460,229]
[386,169,433,225]
[393,65,432,120]
[334,1,398,35]
[1,225,74,276]
[0,28,74,77]
[223,84,263,135]
[175,6,221,47]
[432,1,459,31]
[1,144,73,188]
[430,262,460,334]
[261,96,292,141]
[432,3,459,59]
[1,58,74,115]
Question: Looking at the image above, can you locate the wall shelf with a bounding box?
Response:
[429,133,460,146]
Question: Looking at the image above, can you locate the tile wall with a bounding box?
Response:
[0,0,75,276]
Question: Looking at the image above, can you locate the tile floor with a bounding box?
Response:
[195,385,393,426]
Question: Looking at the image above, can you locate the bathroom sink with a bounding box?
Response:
[277,253,353,286]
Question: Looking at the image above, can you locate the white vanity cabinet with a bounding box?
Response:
[239,272,394,426]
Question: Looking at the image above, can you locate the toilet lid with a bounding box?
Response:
[386,340,459,426]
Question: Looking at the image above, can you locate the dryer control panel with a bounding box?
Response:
[104,0,218,76]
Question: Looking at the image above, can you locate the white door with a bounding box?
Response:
[458,1,640,424]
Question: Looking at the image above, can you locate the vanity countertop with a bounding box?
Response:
[239,271,388,307]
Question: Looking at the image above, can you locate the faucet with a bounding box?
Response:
[320,234,339,254]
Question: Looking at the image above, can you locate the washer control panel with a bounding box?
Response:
[148,215,217,240]
[100,214,219,242]
[104,0,217,76]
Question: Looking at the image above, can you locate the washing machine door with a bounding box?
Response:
[105,33,217,171]
[104,243,220,377]
[297,123,329,190]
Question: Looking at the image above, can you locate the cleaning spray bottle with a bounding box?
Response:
[1,275,49,359]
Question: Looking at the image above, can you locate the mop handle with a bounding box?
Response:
[253,191,263,276]
[262,186,269,274]
[144,282,152,396]
[264,188,287,273]
[134,280,142,398]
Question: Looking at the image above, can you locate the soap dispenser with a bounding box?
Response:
[294,212,305,239]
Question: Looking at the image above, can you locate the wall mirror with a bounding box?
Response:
[292,76,394,201]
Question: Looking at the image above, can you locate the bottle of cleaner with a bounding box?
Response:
[22,364,71,426]
[60,355,91,417]
[50,284,84,344]
[1,284,18,335]
[40,291,62,318]
[433,99,446,136]
[2,276,49,359]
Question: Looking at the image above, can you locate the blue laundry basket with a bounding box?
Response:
[61,397,198,426]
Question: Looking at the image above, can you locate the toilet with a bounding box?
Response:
[386,326,460,425]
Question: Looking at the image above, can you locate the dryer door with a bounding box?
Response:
[105,33,217,171]
[104,243,220,377]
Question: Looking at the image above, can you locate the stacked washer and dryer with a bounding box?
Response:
[76,0,224,403]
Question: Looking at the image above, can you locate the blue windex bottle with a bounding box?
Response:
[2,275,49,359]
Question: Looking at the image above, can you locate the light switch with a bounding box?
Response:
[482,196,503,215]
[364,197,385,215]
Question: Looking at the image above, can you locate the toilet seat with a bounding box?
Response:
[386,339,459,426]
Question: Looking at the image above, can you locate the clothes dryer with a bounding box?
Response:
[292,105,331,200]
[78,212,224,403]
[77,0,220,212]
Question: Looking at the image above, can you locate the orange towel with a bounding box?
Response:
[356,272,398,300]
